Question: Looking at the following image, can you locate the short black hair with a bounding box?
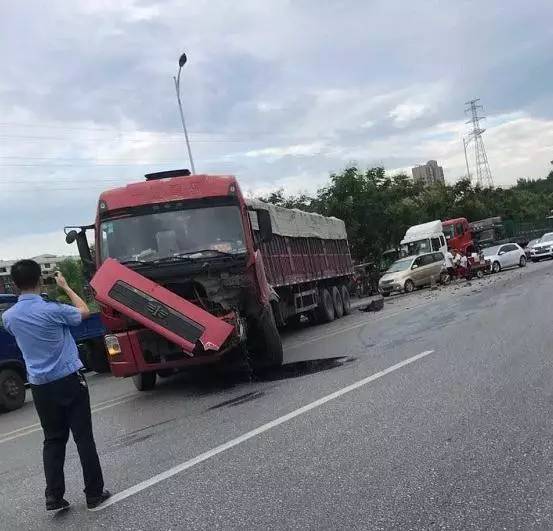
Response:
[11,260,42,290]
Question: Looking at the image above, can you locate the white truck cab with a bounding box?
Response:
[400,220,448,258]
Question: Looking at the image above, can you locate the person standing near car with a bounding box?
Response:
[445,249,456,278]
[1,260,110,512]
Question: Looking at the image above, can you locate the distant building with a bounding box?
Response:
[0,254,73,294]
[412,160,445,185]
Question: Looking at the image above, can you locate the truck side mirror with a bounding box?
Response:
[257,209,273,243]
[65,230,78,244]
[66,228,97,281]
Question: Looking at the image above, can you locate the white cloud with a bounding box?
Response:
[243,142,326,159]
[389,102,427,127]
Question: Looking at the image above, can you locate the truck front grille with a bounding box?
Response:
[108,281,204,344]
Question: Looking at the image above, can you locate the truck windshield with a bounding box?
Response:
[100,205,246,263]
[442,224,455,239]
[400,238,431,257]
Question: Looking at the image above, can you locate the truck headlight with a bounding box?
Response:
[104,335,121,357]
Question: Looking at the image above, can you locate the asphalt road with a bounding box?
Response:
[2,260,553,529]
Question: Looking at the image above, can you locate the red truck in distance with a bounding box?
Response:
[442,218,473,254]
[65,169,353,390]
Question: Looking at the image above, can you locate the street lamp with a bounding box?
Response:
[173,52,196,174]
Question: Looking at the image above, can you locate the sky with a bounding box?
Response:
[1,0,553,259]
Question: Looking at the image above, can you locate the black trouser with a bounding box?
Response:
[31,372,104,500]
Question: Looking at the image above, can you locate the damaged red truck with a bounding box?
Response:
[65,169,353,391]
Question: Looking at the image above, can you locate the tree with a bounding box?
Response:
[47,258,87,303]
[257,166,553,265]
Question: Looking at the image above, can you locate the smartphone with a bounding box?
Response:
[43,276,56,286]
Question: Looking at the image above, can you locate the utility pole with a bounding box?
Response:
[464,98,493,187]
[173,52,196,174]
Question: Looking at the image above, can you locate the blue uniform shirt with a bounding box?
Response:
[2,294,83,385]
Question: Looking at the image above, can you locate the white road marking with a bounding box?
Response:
[92,349,434,511]
[0,394,138,444]
[285,300,435,351]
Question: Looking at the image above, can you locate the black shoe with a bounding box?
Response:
[46,498,70,512]
[86,490,111,510]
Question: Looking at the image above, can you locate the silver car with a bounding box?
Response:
[530,233,553,262]
[483,243,526,273]
[379,252,445,296]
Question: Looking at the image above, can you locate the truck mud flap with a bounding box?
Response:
[90,259,234,354]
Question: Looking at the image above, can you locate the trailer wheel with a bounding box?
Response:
[0,369,26,412]
[316,288,335,323]
[340,286,351,315]
[331,286,344,319]
[132,372,157,391]
[476,269,485,279]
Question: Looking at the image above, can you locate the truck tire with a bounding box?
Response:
[331,286,344,319]
[250,307,283,372]
[132,372,157,391]
[0,369,26,412]
[340,285,351,315]
[316,288,335,323]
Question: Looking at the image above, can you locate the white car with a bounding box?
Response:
[530,233,553,262]
[483,243,526,273]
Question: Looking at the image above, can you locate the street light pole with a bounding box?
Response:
[173,52,196,174]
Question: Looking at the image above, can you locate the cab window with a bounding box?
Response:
[431,237,441,251]
[455,223,464,236]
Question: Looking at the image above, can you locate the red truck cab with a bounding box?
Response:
[442,218,474,254]
[66,170,281,390]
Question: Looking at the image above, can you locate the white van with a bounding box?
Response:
[400,220,448,258]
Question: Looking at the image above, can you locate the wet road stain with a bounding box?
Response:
[259,357,356,382]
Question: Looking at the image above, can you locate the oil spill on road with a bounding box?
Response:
[259,356,356,382]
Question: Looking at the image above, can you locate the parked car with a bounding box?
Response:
[483,243,526,273]
[525,239,539,259]
[379,252,446,296]
[0,294,108,412]
[0,294,25,411]
[529,233,553,262]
